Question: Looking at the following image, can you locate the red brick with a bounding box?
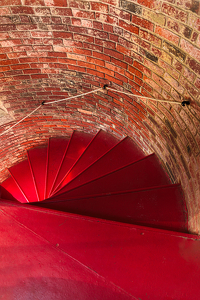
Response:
[107,15,118,25]
[186,57,200,76]
[109,34,119,42]
[104,48,124,60]
[191,31,198,42]
[14,47,33,54]
[71,18,81,26]
[142,81,153,93]
[31,31,52,38]
[0,54,7,60]
[86,68,104,78]
[19,58,38,63]
[0,16,13,24]
[115,72,128,83]
[109,6,131,21]
[51,6,71,15]
[9,31,31,39]
[68,26,88,34]
[95,38,115,49]
[23,69,41,74]
[0,33,10,41]
[42,68,59,74]
[83,43,103,52]
[67,53,86,60]
[0,59,19,66]
[0,24,16,31]
[152,73,171,92]
[53,45,73,53]
[119,20,139,35]
[0,8,10,15]
[74,33,94,43]
[132,15,154,31]
[0,0,21,5]
[53,33,73,41]
[43,38,63,46]
[105,62,124,74]
[86,57,105,66]
[135,76,143,86]
[68,65,86,72]
[68,0,89,9]
[31,74,48,79]
[72,9,95,19]
[155,26,179,45]
[14,75,30,80]
[93,21,103,30]
[33,45,53,51]
[110,57,127,69]
[173,59,183,72]
[103,24,113,33]
[91,2,108,12]
[51,24,68,31]
[39,57,56,63]
[73,48,92,56]
[124,55,133,65]
[180,39,200,63]
[129,80,141,92]
[96,65,114,76]
[25,0,45,5]
[125,71,133,80]
[161,3,187,22]
[133,61,151,76]
[17,24,38,31]
[46,0,67,7]
[11,64,30,70]
[11,6,34,14]
[128,65,143,78]
[105,74,123,85]
[81,20,93,28]
[62,17,71,24]
[87,29,108,39]
[63,40,83,47]
[195,77,200,89]
[180,76,199,98]
[78,61,95,69]
[139,30,162,47]
[48,52,67,57]
[183,67,195,83]
[0,66,10,72]
[93,51,110,62]
[116,44,131,56]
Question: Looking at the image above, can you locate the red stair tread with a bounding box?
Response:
[0,176,27,203]
[53,136,146,196]
[45,137,69,198]
[0,206,134,300]
[2,201,200,300]
[57,130,119,190]
[52,154,170,198]
[9,160,39,202]
[51,131,94,194]
[36,184,188,232]
[27,146,48,201]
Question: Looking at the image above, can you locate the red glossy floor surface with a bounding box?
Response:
[0,130,197,299]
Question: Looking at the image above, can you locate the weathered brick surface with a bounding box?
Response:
[0,0,199,233]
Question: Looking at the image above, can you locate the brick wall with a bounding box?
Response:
[0,0,199,233]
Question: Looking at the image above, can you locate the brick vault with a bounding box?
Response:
[0,0,199,233]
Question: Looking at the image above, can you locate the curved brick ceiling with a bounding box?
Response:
[0,0,200,233]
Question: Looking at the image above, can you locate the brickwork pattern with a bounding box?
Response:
[0,0,199,233]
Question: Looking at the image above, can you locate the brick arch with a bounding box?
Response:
[0,0,200,233]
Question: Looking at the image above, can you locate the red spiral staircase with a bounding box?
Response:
[0,130,199,299]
